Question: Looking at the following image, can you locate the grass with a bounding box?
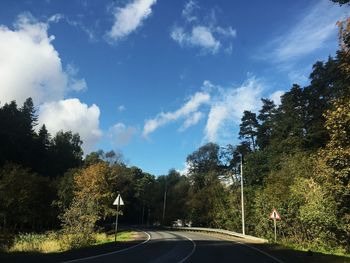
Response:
[95,231,134,244]
[5,230,135,253]
[260,243,350,263]
[279,241,350,259]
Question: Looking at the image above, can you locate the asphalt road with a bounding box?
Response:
[62,229,283,263]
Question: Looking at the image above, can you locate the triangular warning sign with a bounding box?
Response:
[113,194,124,206]
[269,208,281,220]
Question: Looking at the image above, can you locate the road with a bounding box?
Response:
[63,229,283,263]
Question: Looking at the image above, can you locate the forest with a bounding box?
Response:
[0,0,349,255]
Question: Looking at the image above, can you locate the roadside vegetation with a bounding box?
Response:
[2,231,134,253]
[0,0,349,258]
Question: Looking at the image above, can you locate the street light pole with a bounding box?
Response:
[162,182,167,225]
[240,153,245,236]
[220,145,245,235]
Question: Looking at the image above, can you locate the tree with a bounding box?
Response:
[239,111,259,151]
[257,98,276,149]
[331,0,350,5]
[186,143,222,188]
[314,97,350,251]
[49,131,83,177]
[271,84,307,153]
[185,144,233,228]
[20,97,37,134]
[60,162,118,247]
[0,164,56,231]
[38,125,51,150]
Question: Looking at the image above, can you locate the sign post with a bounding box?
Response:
[269,208,281,242]
[113,193,124,243]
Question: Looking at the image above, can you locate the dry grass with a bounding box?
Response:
[7,231,135,253]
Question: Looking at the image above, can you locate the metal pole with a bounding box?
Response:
[115,200,120,243]
[274,217,277,242]
[240,154,245,235]
[162,187,167,225]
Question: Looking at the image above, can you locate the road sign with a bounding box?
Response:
[113,193,124,243]
[113,194,124,206]
[269,208,281,220]
[269,208,281,242]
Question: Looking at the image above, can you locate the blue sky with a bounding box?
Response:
[0,0,348,175]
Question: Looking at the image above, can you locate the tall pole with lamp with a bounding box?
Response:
[239,153,245,235]
[221,146,245,236]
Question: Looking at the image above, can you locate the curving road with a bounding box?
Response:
[62,229,283,263]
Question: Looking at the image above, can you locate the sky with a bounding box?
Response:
[0,0,348,176]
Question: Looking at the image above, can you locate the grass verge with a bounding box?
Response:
[5,231,135,253]
[280,241,350,259]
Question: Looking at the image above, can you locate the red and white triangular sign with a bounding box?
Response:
[269,208,281,220]
[113,194,124,206]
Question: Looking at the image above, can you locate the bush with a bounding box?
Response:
[9,232,63,253]
[60,198,98,249]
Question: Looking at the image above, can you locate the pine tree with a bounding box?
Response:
[239,110,259,151]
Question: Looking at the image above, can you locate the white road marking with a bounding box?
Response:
[61,230,151,263]
[185,231,283,263]
[176,232,197,263]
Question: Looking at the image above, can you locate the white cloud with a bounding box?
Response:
[38,99,102,153]
[118,105,126,112]
[269,90,285,106]
[171,25,221,54]
[170,1,236,54]
[143,78,264,143]
[205,105,229,143]
[143,91,210,137]
[0,13,102,153]
[204,78,263,142]
[108,123,137,146]
[176,162,190,176]
[106,0,157,42]
[288,70,309,86]
[66,64,87,92]
[268,0,346,63]
[0,13,86,106]
[47,13,64,23]
[215,26,236,38]
[182,0,199,22]
[180,111,203,131]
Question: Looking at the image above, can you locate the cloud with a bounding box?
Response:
[0,13,86,106]
[170,1,236,54]
[180,111,203,131]
[0,13,102,153]
[106,0,157,42]
[204,78,264,142]
[108,123,137,146]
[118,105,126,112]
[171,26,221,54]
[287,70,309,86]
[269,90,285,106]
[182,0,199,23]
[47,13,64,23]
[38,98,102,153]
[47,13,97,41]
[176,162,190,176]
[65,17,97,41]
[143,77,264,143]
[266,0,346,64]
[143,91,210,137]
[66,64,87,92]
